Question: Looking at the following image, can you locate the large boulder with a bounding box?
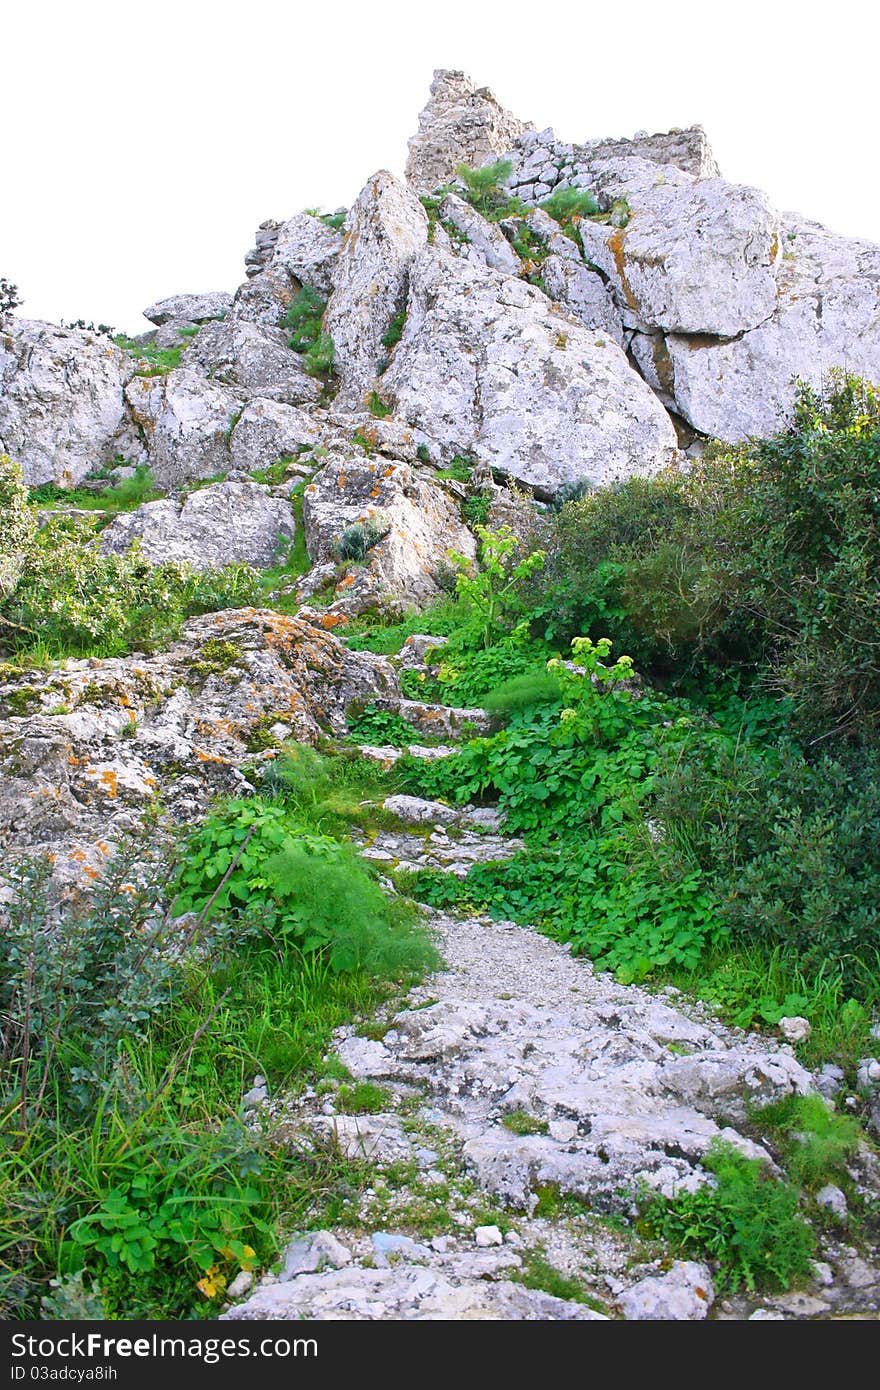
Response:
[302,453,476,615]
[580,176,781,337]
[405,69,530,192]
[124,368,241,489]
[143,292,232,326]
[181,319,321,405]
[100,480,295,570]
[381,246,678,496]
[269,213,344,298]
[437,193,521,275]
[233,213,344,328]
[632,217,880,440]
[0,608,398,871]
[324,172,429,410]
[228,398,325,471]
[0,321,134,485]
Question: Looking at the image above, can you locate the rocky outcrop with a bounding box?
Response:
[632,217,880,439]
[100,480,295,570]
[0,321,135,485]
[381,245,678,495]
[228,398,325,471]
[324,172,428,409]
[301,453,476,614]
[235,213,344,327]
[181,319,321,406]
[243,213,343,294]
[579,177,781,337]
[0,608,398,872]
[143,292,232,326]
[123,369,242,490]
[405,69,530,192]
[436,193,521,275]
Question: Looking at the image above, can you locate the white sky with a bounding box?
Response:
[5,0,879,334]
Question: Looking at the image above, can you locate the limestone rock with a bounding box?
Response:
[778,1016,811,1044]
[381,246,678,496]
[324,171,428,409]
[280,1231,352,1281]
[228,398,325,471]
[582,178,781,337]
[638,217,880,441]
[100,480,295,570]
[301,452,476,615]
[223,1264,603,1321]
[619,1261,714,1320]
[0,609,398,868]
[405,68,530,193]
[337,910,813,1211]
[0,320,134,485]
[143,292,232,327]
[541,253,625,346]
[181,319,321,405]
[269,213,344,298]
[233,214,344,328]
[437,193,521,275]
[123,368,241,489]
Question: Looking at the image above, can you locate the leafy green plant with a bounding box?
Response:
[368,390,392,419]
[347,704,417,747]
[455,159,528,221]
[335,518,387,563]
[283,285,327,352]
[302,332,336,379]
[449,524,546,649]
[639,1141,815,1292]
[753,1094,862,1190]
[173,795,437,977]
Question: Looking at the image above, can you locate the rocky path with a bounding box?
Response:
[224,820,880,1321]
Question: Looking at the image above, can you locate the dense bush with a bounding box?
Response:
[653,738,880,978]
[0,515,261,661]
[173,789,437,978]
[0,457,36,598]
[640,1142,815,1293]
[541,374,880,737]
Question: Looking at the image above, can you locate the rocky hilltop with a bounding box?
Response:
[2,72,880,1324]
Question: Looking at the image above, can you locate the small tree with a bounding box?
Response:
[0,277,22,321]
[449,524,546,648]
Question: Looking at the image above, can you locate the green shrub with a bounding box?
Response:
[0,518,261,661]
[381,310,406,352]
[335,518,387,563]
[283,285,327,352]
[0,456,36,599]
[455,159,528,221]
[640,1142,815,1292]
[302,331,336,378]
[368,390,392,419]
[173,795,438,977]
[753,1094,862,1190]
[652,738,880,981]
